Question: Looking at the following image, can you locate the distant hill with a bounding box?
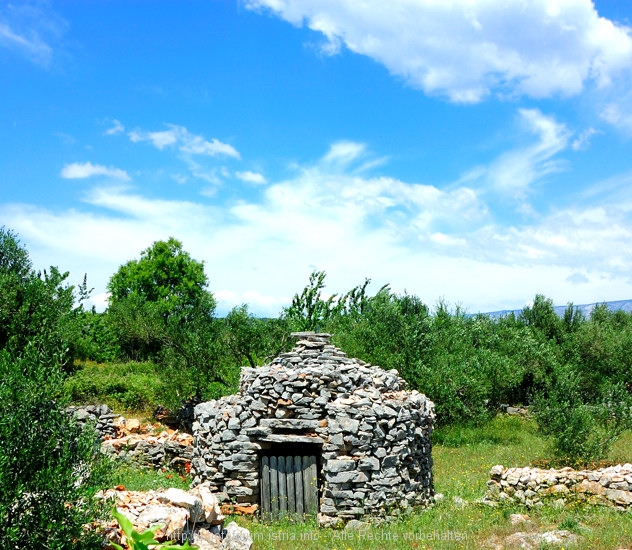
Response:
[484,299,632,319]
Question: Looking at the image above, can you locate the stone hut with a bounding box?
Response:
[191,332,435,523]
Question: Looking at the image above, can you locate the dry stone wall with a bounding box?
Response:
[67,404,119,439]
[192,332,435,522]
[68,405,194,470]
[485,464,632,508]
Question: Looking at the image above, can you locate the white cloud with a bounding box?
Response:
[236,171,267,184]
[572,127,600,150]
[0,22,51,64]
[247,0,632,103]
[6,137,632,316]
[323,141,366,165]
[129,124,240,158]
[60,162,131,181]
[601,95,632,133]
[104,119,125,136]
[0,3,67,67]
[460,109,570,206]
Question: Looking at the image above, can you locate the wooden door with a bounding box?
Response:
[260,455,318,520]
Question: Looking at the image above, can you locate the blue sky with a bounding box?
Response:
[2,0,632,316]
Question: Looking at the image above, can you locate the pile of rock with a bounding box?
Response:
[67,405,195,471]
[68,404,119,439]
[100,485,252,550]
[101,424,194,470]
[485,463,632,508]
[192,332,435,523]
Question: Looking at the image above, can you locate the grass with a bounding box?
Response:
[109,462,191,492]
[64,360,169,414]
[229,416,632,549]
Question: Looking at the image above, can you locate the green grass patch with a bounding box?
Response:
[109,462,191,492]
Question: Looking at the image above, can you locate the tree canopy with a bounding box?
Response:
[106,238,226,394]
[108,237,214,320]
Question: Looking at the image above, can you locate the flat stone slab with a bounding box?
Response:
[258,434,324,444]
[260,418,319,430]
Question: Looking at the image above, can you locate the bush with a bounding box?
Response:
[0,347,112,548]
[0,228,112,548]
[64,360,168,412]
[533,376,632,466]
[72,309,122,364]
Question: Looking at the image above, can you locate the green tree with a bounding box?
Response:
[519,294,564,344]
[0,228,110,548]
[283,270,343,331]
[108,238,211,321]
[221,305,291,368]
[107,238,227,397]
[0,229,76,366]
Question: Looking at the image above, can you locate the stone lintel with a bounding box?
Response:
[258,434,324,444]
[260,418,319,430]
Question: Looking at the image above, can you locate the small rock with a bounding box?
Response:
[509,513,530,525]
[345,519,369,530]
[490,465,505,479]
[158,488,203,523]
[222,521,253,550]
[192,528,223,550]
[126,418,141,433]
[504,530,580,550]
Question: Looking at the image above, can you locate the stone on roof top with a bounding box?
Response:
[290,331,332,341]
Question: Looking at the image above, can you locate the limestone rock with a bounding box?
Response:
[223,521,253,550]
[503,530,580,550]
[158,488,203,523]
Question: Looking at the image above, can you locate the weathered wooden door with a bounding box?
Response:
[260,455,318,520]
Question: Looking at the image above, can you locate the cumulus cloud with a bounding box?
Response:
[129,124,240,158]
[60,162,131,181]
[246,0,632,103]
[7,135,632,316]
[236,171,267,184]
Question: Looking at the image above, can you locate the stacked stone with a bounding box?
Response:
[101,432,195,471]
[485,464,632,508]
[191,332,436,522]
[67,404,119,439]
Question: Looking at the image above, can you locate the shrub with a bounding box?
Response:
[64,360,169,412]
[533,376,632,466]
[0,346,112,548]
[0,228,112,548]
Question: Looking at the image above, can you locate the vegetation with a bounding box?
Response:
[5,224,632,546]
[72,253,632,464]
[0,228,110,549]
[111,506,193,550]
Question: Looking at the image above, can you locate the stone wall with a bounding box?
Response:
[191,332,435,522]
[68,405,193,470]
[68,404,119,439]
[485,464,632,508]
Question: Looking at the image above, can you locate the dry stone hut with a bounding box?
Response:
[191,332,435,523]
